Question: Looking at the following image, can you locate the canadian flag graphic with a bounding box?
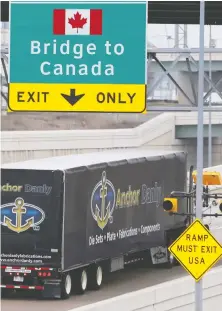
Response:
[53,9,102,35]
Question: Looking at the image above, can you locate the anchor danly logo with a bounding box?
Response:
[91,171,116,230]
[1,197,45,233]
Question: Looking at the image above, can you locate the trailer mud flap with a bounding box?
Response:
[42,281,61,299]
[150,246,168,264]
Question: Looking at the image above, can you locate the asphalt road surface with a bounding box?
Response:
[2,216,222,311]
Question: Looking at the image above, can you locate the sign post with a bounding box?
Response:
[9,1,147,113]
[195,1,205,310]
[168,3,222,310]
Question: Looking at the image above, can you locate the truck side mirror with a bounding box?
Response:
[163,198,178,212]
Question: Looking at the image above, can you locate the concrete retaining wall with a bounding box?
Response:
[70,267,222,311]
[1,113,175,163]
[1,112,222,166]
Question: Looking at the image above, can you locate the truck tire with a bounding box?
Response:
[61,273,72,299]
[73,269,88,295]
[88,265,103,290]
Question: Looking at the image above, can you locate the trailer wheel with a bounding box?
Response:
[61,273,72,299]
[88,265,103,290]
[73,269,88,295]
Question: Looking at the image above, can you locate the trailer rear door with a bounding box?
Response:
[1,169,63,268]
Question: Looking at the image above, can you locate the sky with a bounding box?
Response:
[148,24,222,48]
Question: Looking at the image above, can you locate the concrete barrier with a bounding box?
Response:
[1,113,175,163]
[2,112,222,164]
[70,267,222,311]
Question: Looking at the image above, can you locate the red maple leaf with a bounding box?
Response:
[68,12,87,33]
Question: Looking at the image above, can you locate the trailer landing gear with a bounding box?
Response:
[168,251,179,267]
[88,265,103,290]
[164,237,180,268]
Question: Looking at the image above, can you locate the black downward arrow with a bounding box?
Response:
[61,89,85,106]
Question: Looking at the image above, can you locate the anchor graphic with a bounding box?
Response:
[4,198,34,233]
[95,171,111,230]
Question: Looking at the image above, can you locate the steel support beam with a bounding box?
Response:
[146,106,222,112]
[0,53,8,63]
[1,91,7,102]
[147,48,222,53]
[204,76,222,101]
[1,57,8,84]
[148,53,182,96]
[147,48,222,110]
[186,57,198,105]
[189,55,222,100]
[152,54,195,106]
[147,54,153,70]
[147,52,153,80]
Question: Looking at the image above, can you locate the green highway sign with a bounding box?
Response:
[9,1,147,112]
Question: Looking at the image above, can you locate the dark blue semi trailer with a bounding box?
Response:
[1,150,188,299]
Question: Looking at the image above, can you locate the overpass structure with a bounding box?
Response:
[2,112,222,167]
[147,48,222,108]
[174,113,222,139]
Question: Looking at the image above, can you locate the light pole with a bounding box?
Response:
[208,25,212,167]
[196,1,205,310]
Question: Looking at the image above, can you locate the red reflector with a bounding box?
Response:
[42,272,47,277]
[47,272,51,277]
[38,272,42,276]
[35,286,44,290]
